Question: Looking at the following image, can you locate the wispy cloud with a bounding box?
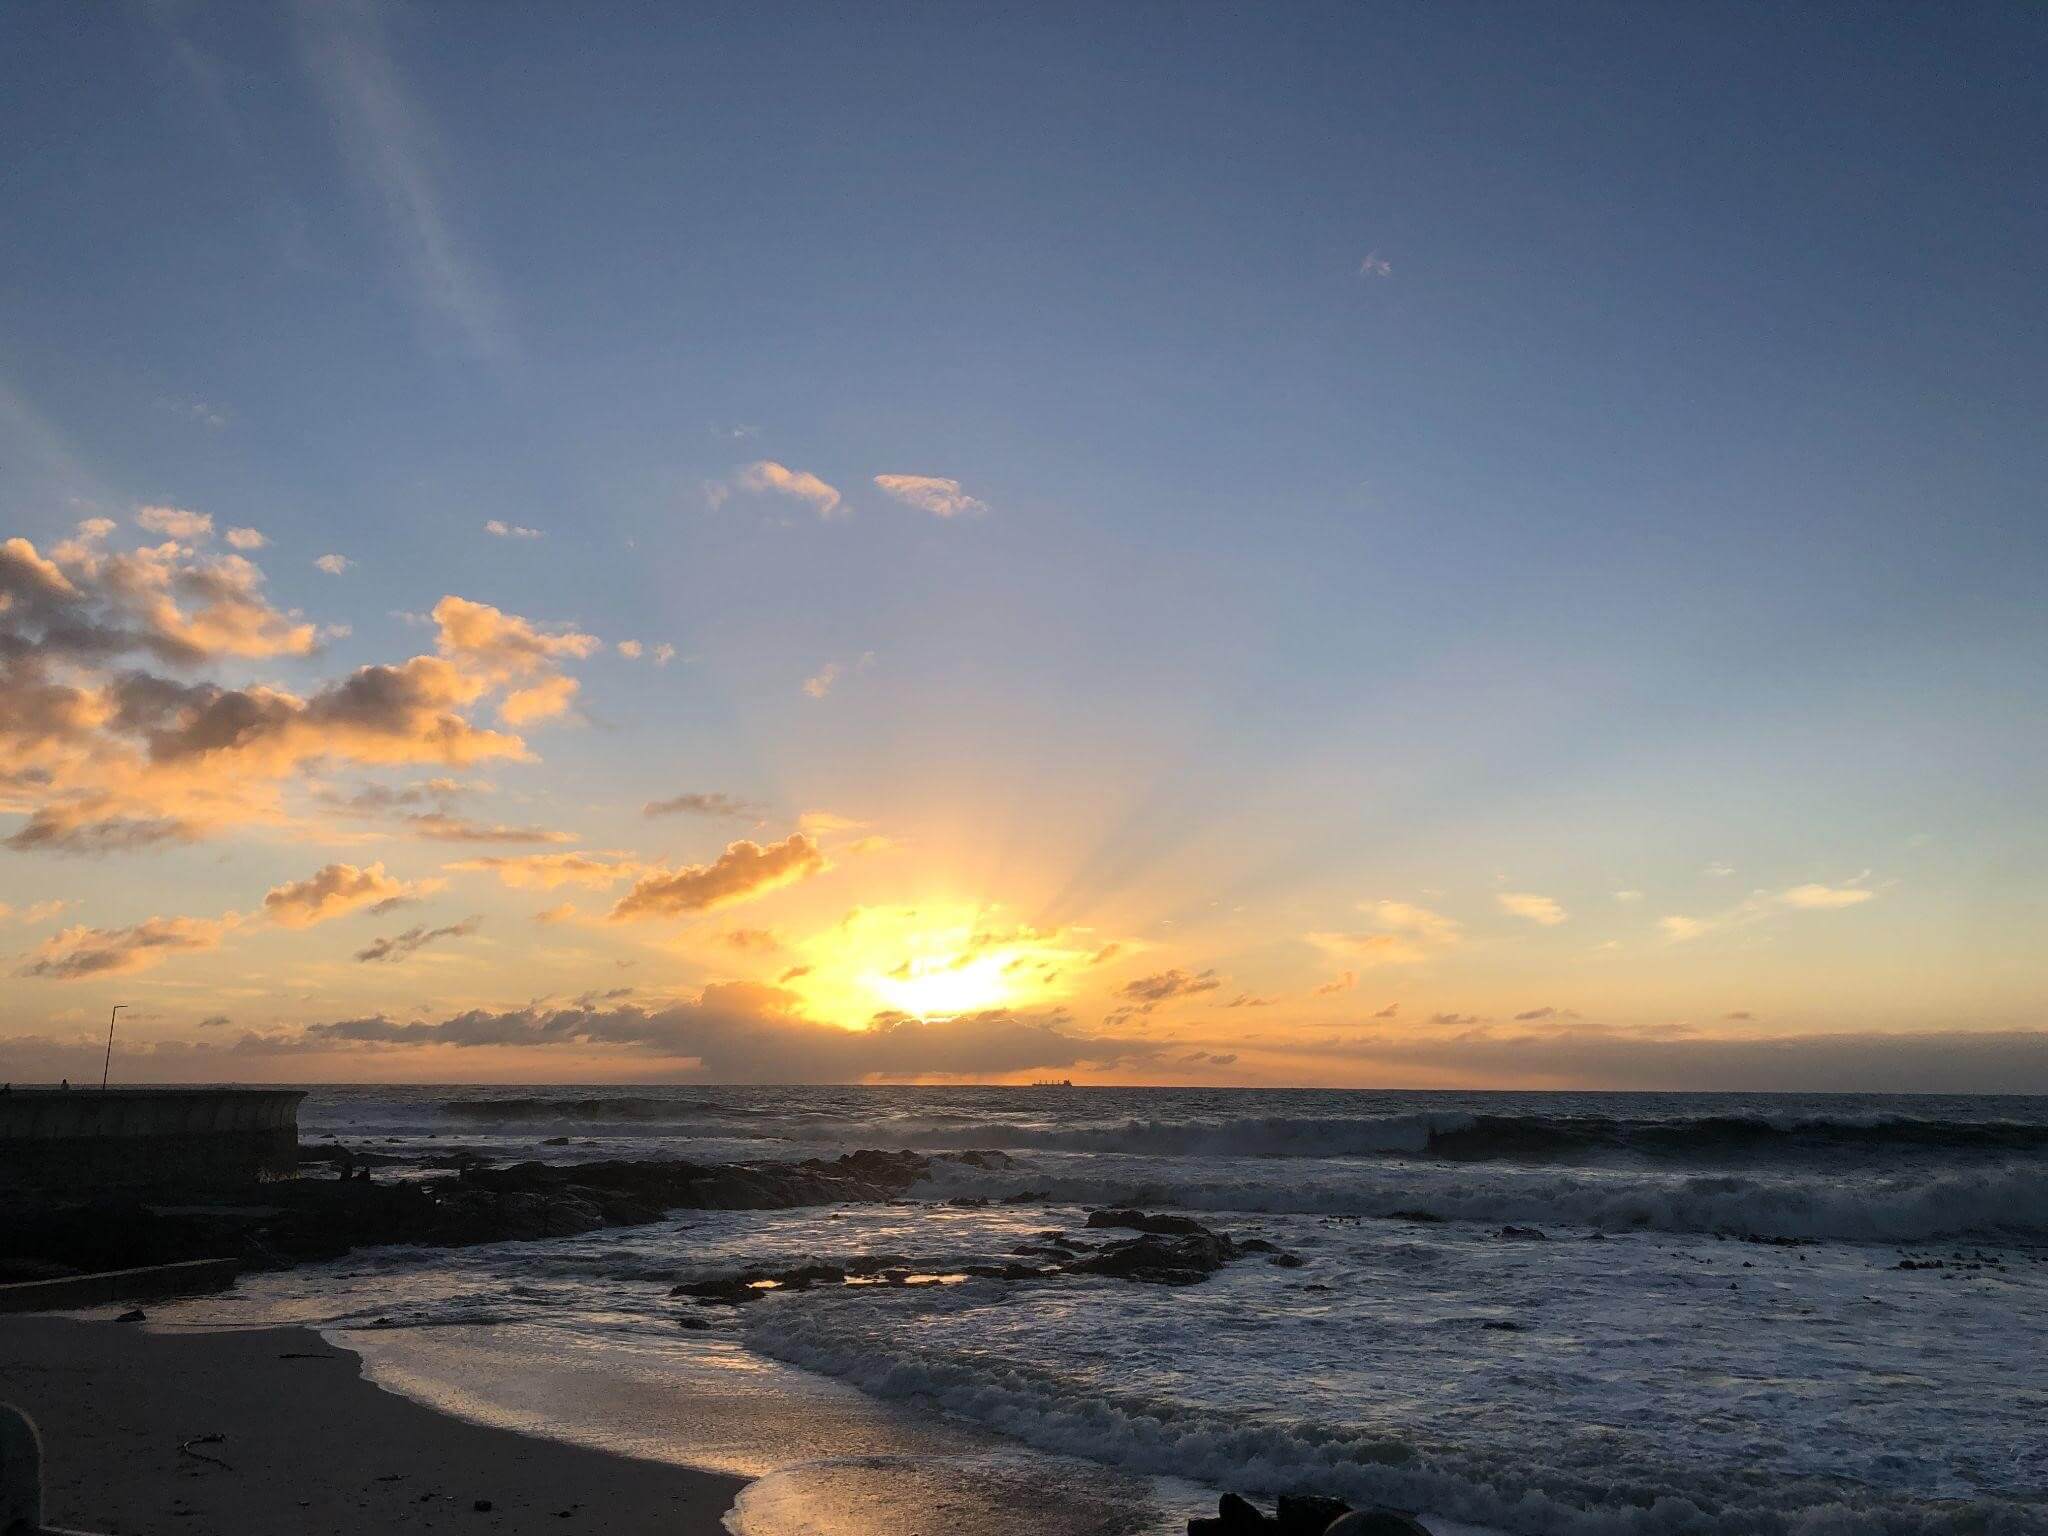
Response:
[1497,891,1568,926]
[643,791,759,820]
[292,0,510,358]
[1662,882,1881,942]
[484,519,541,539]
[315,553,353,574]
[1778,883,1876,910]
[355,914,482,963]
[873,474,988,518]
[718,461,843,518]
[803,651,873,699]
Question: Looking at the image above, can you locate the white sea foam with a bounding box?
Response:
[257,1084,2048,1532]
[913,1156,2048,1242]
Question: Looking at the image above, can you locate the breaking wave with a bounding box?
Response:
[915,1158,2048,1243]
[744,1305,2046,1535]
[426,1098,2048,1166]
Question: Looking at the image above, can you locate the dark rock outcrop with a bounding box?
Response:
[1085,1208,1211,1236]
[1189,1495,1432,1536]
[1069,1227,1240,1285]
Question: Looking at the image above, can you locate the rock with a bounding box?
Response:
[669,1277,762,1304]
[674,1316,713,1331]
[1218,1493,1274,1532]
[115,1307,146,1323]
[1324,1510,1433,1536]
[1085,1209,1209,1236]
[1480,1319,1521,1331]
[1276,1494,1350,1535]
[947,1149,1015,1170]
[1189,1520,1228,1536]
[541,1136,571,1146]
[1269,1252,1306,1268]
[474,1499,493,1512]
[1069,1229,1239,1284]
[1496,1225,1547,1241]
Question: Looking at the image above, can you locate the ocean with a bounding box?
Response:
[172,1085,2048,1535]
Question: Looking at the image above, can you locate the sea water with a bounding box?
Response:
[173,1086,2048,1534]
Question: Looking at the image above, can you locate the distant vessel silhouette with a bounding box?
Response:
[1029,1079,1074,1088]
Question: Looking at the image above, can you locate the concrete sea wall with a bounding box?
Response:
[0,1088,306,1196]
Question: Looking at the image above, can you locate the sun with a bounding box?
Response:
[781,904,1087,1022]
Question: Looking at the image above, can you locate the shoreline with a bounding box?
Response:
[0,1314,746,1536]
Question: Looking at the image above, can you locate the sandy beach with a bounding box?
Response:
[0,1314,745,1536]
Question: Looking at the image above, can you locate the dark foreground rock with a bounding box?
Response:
[1188,1492,1431,1536]
[2,1149,951,1279]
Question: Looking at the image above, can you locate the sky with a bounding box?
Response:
[2,2,2044,1091]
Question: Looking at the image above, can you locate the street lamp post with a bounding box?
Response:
[100,1004,128,1092]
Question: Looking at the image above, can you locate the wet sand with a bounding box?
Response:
[0,1314,745,1536]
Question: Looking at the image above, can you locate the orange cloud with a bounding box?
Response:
[263,861,436,928]
[611,834,825,919]
[19,913,236,980]
[448,851,639,890]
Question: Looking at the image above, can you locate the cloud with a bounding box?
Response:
[1309,900,1461,969]
[354,915,482,963]
[263,861,436,928]
[643,791,758,820]
[720,928,781,953]
[293,0,510,358]
[135,505,214,540]
[1778,883,1876,910]
[616,640,643,659]
[1703,861,1736,878]
[1513,1006,1581,1022]
[314,554,352,574]
[1497,892,1568,926]
[730,461,842,518]
[1373,1002,1399,1018]
[224,527,267,550]
[1358,251,1392,278]
[1314,970,1356,996]
[402,811,573,844]
[19,913,234,980]
[611,834,825,920]
[803,651,873,699]
[4,528,316,663]
[2,534,594,854]
[0,898,72,925]
[298,985,1150,1081]
[1662,883,1879,942]
[432,595,597,677]
[532,903,576,924]
[652,644,676,666]
[447,852,638,890]
[872,475,988,518]
[483,520,541,539]
[1116,967,1221,1006]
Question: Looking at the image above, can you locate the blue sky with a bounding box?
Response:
[1,3,2043,1087]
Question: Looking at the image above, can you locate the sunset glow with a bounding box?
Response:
[0,5,2042,1094]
